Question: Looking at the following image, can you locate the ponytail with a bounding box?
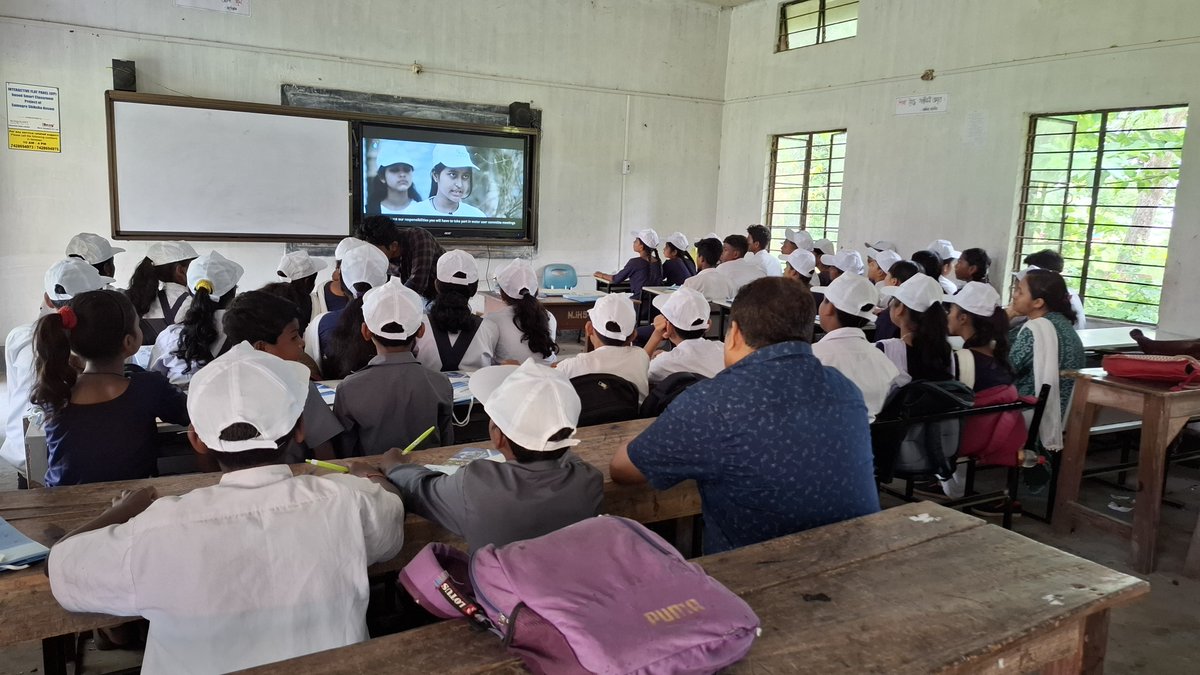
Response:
[429,281,478,334]
[172,286,230,371]
[964,307,1014,375]
[666,243,696,275]
[31,311,77,414]
[506,291,559,359]
[323,282,375,379]
[126,257,159,316]
[909,302,952,378]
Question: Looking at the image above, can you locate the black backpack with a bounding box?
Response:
[640,372,707,418]
[871,380,974,481]
[570,373,640,428]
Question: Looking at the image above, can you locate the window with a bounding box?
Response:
[777,0,859,51]
[765,130,847,246]
[1015,106,1188,324]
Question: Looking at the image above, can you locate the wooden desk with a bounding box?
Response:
[592,276,630,295]
[238,503,1148,675]
[0,418,675,654]
[1053,369,1200,573]
[1075,327,1192,352]
[481,291,599,333]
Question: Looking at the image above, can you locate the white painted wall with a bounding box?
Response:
[0,0,728,338]
[718,0,1200,334]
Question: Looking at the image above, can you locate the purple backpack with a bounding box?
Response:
[399,516,760,674]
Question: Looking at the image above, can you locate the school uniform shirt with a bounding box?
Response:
[555,345,651,402]
[334,352,454,456]
[406,199,487,219]
[483,305,559,365]
[953,349,1015,392]
[811,327,904,421]
[43,372,190,486]
[647,338,725,384]
[938,275,958,295]
[662,257,695,286]
[1069,292,1087,330]
[627,341,880,554]
[611,257,665,297]
[140,281,193,325]
[414,317,500,372]
[872,307,899,340]
[750,249,783,277]
[49,466,405,675]
[387,452,602,553]
[682,267,737,302]
[148,310,228,386]
[716,256,767,291]
[283,383,346,463]
[1,322,36,469]
[312,281,350,319]
[316,309,343,360]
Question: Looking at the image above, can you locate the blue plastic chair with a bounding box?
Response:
[541,264,578,291]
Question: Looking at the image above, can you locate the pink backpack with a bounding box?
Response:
[399,516,760,674]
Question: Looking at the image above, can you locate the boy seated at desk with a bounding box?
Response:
[47,343,405,675]
[554,293,651,401]
[643,286,725,384]
[368,359,603,553]
[334,279,454,456]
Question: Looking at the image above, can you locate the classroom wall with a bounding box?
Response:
[716,0,1200,335]
[0,0,728,339]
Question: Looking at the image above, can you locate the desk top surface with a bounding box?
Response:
[1069,367,1200,398]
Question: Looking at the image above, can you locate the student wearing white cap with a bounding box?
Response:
[368,359,602,553]
[866,249,902,288]
[335,280,453,456]
[47,343,405,673]
[365,141,424,216]
[865,240,899,254]
[780,228,814,255]
[876,274,953,381]
[414,249,499,372]
[747,225,783,277]
[2,260,115,475]
[65,232,125,279]
[275,250,328,320]
[125,241,200,345]
[682,237,736,302]
[782,249,817,290]
[595,229,665,303]
[820,249,865,280]
[150,251,244,386]
[662,231,697,285]
[310,238,366,318]
[313,243,391,379]
[406,144,487,218]
[484,259,559,365]
[643,287,725,384]
[812,238,835,286]
[944,282,1015,393]
[811,275,904,421]
[555,293,651,401]
[716,234,767,291]
[927,239,963,293]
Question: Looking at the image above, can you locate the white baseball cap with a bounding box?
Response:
[818,273,879,319]
[813,238,835,254]
[187,342,311,453]
[652,286,711,331]
[362,278,425,340]
[340,244,390,297]
[147,241,198,266]
[44,258,115,302]
[944,281,1001,317]
[880,273,945,312]
[695,232,721,244]
[496,259,538,298]
[869,249,903,273]
[436,249,479,286]
[865,240,899,253]
[631,228,660,249]
[277,250,328,282]
[188,251,244,299]
[375,141,416,170]
[335,236,368,261]
[782,249,816,278]
[431,144,480,170]
[469,360,582,452]
[65,233,125,265]
[784,229,815,251]
[1011,265,1042,281]
[665,231,690,252]
[587,293,637,341]
[820,250,865,276]
[928,239,962,261]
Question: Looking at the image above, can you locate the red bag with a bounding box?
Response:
[1102,354,1200,391]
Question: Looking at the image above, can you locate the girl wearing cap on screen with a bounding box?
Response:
[407,145,488,218]
[126,241,200,347]
[595,229,665,305]
[365,142,424,215]
[150,251,245,386]
[661,232,696,286]
[414,250,499,372]
[484,259,559,365]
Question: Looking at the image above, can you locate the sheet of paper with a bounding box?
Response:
[424,448,505,475]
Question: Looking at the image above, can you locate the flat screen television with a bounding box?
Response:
[355,121,538,244]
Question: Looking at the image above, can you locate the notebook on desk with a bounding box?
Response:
[0,517,50,570]
[424,447,506,476]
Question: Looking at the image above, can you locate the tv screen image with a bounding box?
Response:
[359,123,535,242]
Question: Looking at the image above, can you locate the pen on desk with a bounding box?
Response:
[305,459,349,473]
[401,426,437,455]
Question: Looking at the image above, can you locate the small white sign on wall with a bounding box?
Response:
[176,0,251,16]
[895,93,949,116]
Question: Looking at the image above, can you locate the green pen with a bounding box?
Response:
[401,426,437,455]
[305,459,349,473]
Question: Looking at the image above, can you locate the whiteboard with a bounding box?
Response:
[111,100,351,240]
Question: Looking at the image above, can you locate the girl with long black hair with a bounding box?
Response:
[319,244,391,379]
[364,142,423,215]
[662,232,697,286]
[125,241,199,345]
[483,259,559,365]
[149,251,244,386]
[414,250,499,372]
[876,274,952,381]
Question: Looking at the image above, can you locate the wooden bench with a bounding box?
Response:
[237,503,1148,675]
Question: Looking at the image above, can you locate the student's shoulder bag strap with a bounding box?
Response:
[954,348,976,389]
[159,288,191,325]
[432,316,483,371]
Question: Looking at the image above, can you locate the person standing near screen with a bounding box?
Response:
[408,144,488,218]
[365,142,423,216]
[355,216,445,301]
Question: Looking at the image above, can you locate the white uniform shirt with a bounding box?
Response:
[48,466,405,675]
[148,310,228,386]
[717,257,767,291]
[750,249,783,277]
[483,305,559,365]
[406,199,487,218]
[682,268,737,302]
[414,316,500,372]
[1069,292,1087,330]
[2,323,36,469]
[555,345,651,402]
[938,275,958,295]
[141,282,193,323]
[647,338,725,384]
[812,327,905,421]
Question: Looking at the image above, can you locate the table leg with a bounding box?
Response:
[42,634,71,675]
[1053,381,1099,535]
[1131,398,1170,573]
[1039,609,1109,675]
[1185,511,1200,579]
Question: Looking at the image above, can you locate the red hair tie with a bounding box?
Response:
[57,306,78,330]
